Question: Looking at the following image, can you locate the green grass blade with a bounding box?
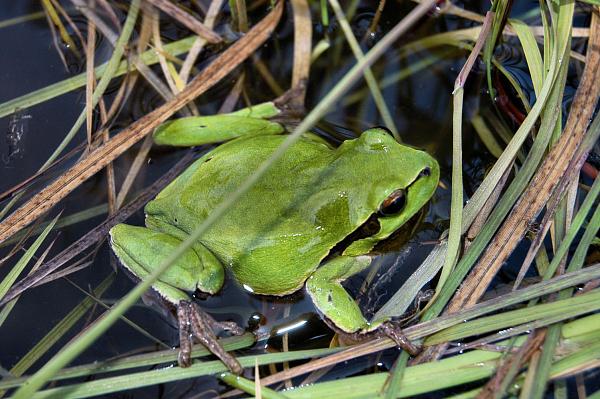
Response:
[0,10,46,29]
[0,214,59,301]
[527,173,600,399]
[588,389,600,399]
[7,274,114,379]
[29,348,338,399]
[542,173,600,280]
[281,317,600,398]
[280,351,501,398]
[0,334,256,390]
[382,350,410,399]
[426,289,600,345]
[434,84,464,294]
[509,19,544,95]
[483,0,510,100]
[220,371,290,399]
[548,340,600,380]
[406,263,600,339]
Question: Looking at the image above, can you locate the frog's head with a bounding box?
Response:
[341,128,439,256]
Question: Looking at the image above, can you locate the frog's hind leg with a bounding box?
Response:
[109,224,245,372]
[306,255,420,355]
[177,301,244,374]
[109,224,225,295]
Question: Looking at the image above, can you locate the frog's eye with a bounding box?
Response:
[378,189,406,216]
[420,167,431,177]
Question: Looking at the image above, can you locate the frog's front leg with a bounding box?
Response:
[305,255,420,356]
[109,224,245,373]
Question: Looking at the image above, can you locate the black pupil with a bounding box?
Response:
[378,189,406,216]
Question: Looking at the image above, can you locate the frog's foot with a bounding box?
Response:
[331,320,419,356]
[379,320,421,356]
[177,300,245,374]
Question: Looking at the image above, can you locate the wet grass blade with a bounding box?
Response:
[509,18,543,95]
[435,11,493,296]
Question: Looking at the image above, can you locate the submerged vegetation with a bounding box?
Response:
[0,0,599,398]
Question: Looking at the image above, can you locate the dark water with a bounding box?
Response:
[0,1,589,398]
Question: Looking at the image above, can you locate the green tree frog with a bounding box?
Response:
[109,102,439,374]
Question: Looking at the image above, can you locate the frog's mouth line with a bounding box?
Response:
[322,176,428,262]
[325,214,382,260]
